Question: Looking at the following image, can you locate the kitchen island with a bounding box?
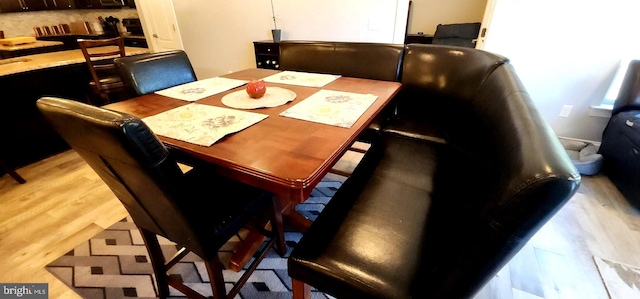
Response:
[1,46,149,175]
[0,40,65,59]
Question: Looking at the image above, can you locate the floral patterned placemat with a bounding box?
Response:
[279,89,377,128]
[142,103,268,146]
[261,70,341,88]
[155,77,248,102]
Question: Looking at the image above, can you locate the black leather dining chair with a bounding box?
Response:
[114,50,197,96]
[37,97,285,299]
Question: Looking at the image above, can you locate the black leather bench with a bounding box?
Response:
[286,44,581,299]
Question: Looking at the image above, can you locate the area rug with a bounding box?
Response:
[46,178,342,299]
[593,256,640,299]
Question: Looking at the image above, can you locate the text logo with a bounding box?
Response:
[0,284,47,299]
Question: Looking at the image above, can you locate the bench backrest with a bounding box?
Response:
[279,41,405,81]
[416,61,581,298]
[401,44,509,102]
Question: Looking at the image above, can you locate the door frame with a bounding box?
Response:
[476,0,497,49]
[135,0,184,52]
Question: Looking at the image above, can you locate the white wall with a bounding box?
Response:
[171,0,408,78]
[408,0,486,35]
[484,0,640,142]
[169,0,630,141]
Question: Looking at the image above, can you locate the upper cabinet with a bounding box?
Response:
[0,0,124,12]
[0,0,49,12]
[75,0,124,9]
[45,0,76,10]
[0,0,23,12]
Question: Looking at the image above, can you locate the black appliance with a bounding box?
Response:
[122,18,144,35]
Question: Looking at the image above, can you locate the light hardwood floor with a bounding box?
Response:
[1,149,638,299]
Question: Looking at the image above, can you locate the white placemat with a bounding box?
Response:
[261,70,341,88]
[142,103,268,146]
[279,89,378,128]
[221,87,296,109]
[155,77,248,102]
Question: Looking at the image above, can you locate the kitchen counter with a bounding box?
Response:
[0,45,149,77]
[0,40,66,59]
[0,40,63,51]
[1,45,149,171]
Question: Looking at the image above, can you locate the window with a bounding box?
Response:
[601,58,633,108]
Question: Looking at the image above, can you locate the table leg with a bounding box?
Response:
[228,198,312,271]
[283,207,312,234]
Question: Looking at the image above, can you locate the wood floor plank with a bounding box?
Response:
[473,264,514,299]
[509,244,546,298]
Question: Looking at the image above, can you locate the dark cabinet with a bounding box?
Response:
[253,40,280,70]
[0,0,23,12]
[0,0,48,12]
[0,0,123,12]
[74,0,100,8]
[123,36,147,48]
[0,0,74,12]
[44,0,75,10]
[75,0,124,9]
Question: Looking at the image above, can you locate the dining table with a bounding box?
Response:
[104,67,402,271]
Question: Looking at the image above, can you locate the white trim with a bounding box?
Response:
[589,104,613,118]
[557,136,601,147]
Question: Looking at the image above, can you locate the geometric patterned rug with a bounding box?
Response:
[594,256,640,299]
[46,178,342,299]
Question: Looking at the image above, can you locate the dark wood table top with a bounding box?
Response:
[105,68,401,203]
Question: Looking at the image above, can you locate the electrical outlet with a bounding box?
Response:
[560,105,573,117]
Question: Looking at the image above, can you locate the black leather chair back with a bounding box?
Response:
[279,41,405,81]
[36,97,206,255]
[114,50,197,96]
[613,59,640,115]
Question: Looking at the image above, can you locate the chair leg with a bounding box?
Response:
[204,255,227,299]
[99,92,111,105]
[270,196,287,256]
[0,159,26,184]
[139,229,171,298]
[292,279,311,299]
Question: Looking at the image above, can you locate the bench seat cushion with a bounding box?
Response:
[288,135,440,298]
[382,116,447,144]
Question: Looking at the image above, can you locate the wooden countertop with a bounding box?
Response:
[0,46,149,77]
[0,41,64,52]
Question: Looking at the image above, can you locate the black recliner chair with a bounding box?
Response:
[599,59,640,208]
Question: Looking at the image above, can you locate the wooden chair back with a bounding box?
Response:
[78,37,126,104]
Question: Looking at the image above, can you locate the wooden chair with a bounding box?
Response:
[77,37,127,105]
[37,97,286,299]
